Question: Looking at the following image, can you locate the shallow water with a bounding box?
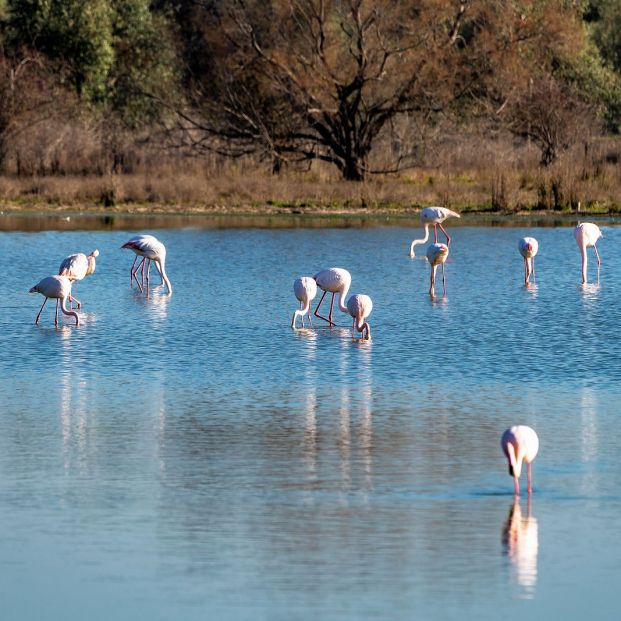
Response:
[1,224,620,620]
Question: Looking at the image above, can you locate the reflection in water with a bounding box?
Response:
[579,388,598,486]
[134,289,170,322]
[523,283,539,298]
[59,327,89,475]
[502,497,538,598]
[580,282,601,301]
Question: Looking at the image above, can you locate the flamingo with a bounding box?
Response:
[291,277,318,328]
[426,243,449,296]
[518,237,538,286]
[346,294,373,340]
[29,275,79,326]
[58,249,99,309]
[409,206,460,257]
[121,234,172,294]
[574,223,602,284]
[313,267,351,326]
[501,425,539,495]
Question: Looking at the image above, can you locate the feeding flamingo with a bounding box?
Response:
[58,249,99,308]
[346,294,373,340]
[574,223,602,284]
[29,275,79,326]
[501,425,539,495]
[291,277,318,328]
[121,234,172,294]
[409,206,460,257]
[518,237,538,286]
[426,243,449,297]
[313,267,351,326]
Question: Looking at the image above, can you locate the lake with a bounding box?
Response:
[1,217,620,620]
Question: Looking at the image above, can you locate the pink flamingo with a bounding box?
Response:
[58,249,99,309]
[313,267,351,326]
[291,277,318,328]
[346,294,373,340]
[518,237,538,286]
[501,426,539,495]
[426,243,449,296]
[410,207,460,257]
[29,275,79,326]
[121,235,172,294]
[574,223,602,284]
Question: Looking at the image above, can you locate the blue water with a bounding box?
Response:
[1,224,620,620]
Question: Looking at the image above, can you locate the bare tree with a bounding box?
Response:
[505,76,597,166]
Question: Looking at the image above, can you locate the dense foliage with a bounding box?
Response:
[1,0,620,179]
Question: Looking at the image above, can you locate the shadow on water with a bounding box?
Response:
[2,210,621,231]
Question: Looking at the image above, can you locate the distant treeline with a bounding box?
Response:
[1,0,621,182]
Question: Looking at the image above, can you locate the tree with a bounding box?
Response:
[170,0,590,180]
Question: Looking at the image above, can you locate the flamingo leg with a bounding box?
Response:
[314,291,336,326]
[55,299,59,326]
[433,224,438,243]
[442,263,446,295]
[140,259,147,288]
[593,244,601,266]
[523,257,528,285]
[35,298,48,324]
[429,265,436,296]
[438,223,451,246]
[531,256,536,283]
[131,258,145,292]
[300,302,305,328]
[527,462,533,494]
[130,256,138,286]
[514,474,520,496]
[146,259,152,292]
[69,294,81,309]
[328,293,335,326]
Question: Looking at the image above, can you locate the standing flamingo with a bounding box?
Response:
[518,237,538,286]
[346,294,373,340]
[291,277,318,328]
[574,223,602,284]
[121,234,172,294]
[501,426,539,495]
[410,206,460,257]
[426,243,449,297]
[29,275,79,326]
[313,267,351,326]
[58,249,99,308]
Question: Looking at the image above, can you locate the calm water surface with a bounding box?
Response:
[1,224,620,620]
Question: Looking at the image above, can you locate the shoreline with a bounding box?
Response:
[1,201,620,231]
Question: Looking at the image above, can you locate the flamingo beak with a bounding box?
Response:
[508,464,514,477]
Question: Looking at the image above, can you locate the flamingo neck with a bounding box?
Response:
[337,279,350,313]
[291,299,311,328]
[159,259,172,294]
[410,224,430,256]
[357,318,371,340]
[580,244,588,283]
[60,296,79,326]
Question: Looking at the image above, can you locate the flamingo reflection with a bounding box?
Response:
[502,497,538,597]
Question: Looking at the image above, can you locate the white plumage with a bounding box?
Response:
[291,277,318,328]
[346,294,373,340]
[312,267,351,325]
[410,206,460,257]
[58,249,99,308]
[426,243,449,296]
[501,425,539,495]
[29,275,79,326]
[121,234,172,294]
[574,222,602,284]
[518,237,538,285]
